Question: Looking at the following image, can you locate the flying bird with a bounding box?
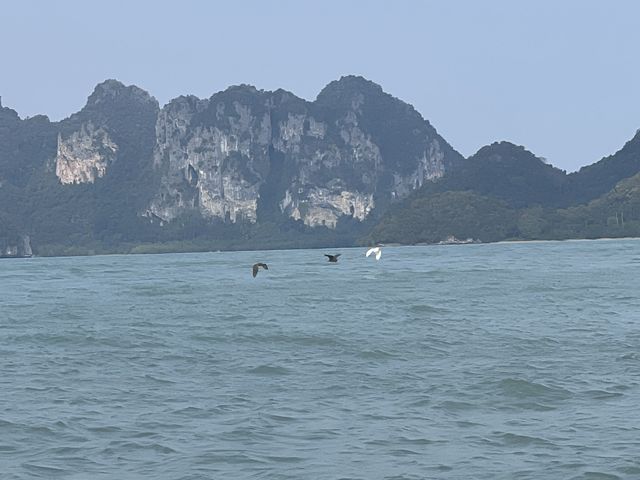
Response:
[252,263,268,277]
[325,254,341,263]
[365,246,382,261]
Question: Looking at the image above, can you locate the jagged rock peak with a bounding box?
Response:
[163,94,208,113]
[472,141,545,162]
[469,141,564,174]
[208,84,273,106]
[220,84,262,95]
[87,79,158,107]
[622,128,640,149]
[0,103,20,122]
[316,75,384,103]
[475,141,531,155]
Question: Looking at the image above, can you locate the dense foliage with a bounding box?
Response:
[2,79,640,257]
[370,172,640,244]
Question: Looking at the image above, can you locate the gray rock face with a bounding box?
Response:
[274,108,380,228]
[55,122,118,184]
[392,139,447,199]
[146,76,463,228]
[0,234,32,257]
[147,92,271,223]
[0,76,466,253]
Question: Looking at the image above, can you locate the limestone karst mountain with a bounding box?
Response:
[1,78,640,256]
[0,76,463,255]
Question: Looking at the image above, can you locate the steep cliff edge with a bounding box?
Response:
[2,76,465,253]
[146,76,464,229]
[3,76,640,254]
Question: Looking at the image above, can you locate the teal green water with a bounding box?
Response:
[2,240,640,479]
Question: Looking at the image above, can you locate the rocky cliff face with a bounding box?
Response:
[147,76,463,228]
[147,89,272,224]
[55,122,118,184]
[3,76,640,253]
[0,234,32,257]
[0,76,465,251]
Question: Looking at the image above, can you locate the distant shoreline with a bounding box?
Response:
[6,235,638,260]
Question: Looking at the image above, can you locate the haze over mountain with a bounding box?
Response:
[1,77,640,257]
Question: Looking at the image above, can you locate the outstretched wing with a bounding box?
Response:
[375,249,382,260]
[252,263,268,277]
[334,254,341,258]
[366,247,379,257]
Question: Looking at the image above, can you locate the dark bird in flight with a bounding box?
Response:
[325,254,341,263]
[252,263,268,277]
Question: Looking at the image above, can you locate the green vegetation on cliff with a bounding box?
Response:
[2,79,640,256]
[369,161,640,245]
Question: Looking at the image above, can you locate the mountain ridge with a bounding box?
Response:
[1,77,640,256]
[1,75,463,255]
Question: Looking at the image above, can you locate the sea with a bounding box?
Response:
[1,239,639,479]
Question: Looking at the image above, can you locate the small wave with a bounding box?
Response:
[87,425,122,433]
[263,455,305,463]
[0,419,18,428]
[290,335,342,347]
[264,413,297,423]
[496,378,572,401]
[148,443,179,454]
[456,420,484,428]
[23,425,58,437]
[171,406,210,418]
[510,402,557,411]
[408,304,449,314]
[616,466,640,476]
[397,436,440,445]
[389,448,420,456]
[46,446,84,455]
[617,352,640,361]
[407,397,431,407]
[436,400,476,411]
[494,432,555,447]
[365,439,390,447]
[583,389,624,400]
[143,374,177,384]
[357,349,396,360]
[24,385,65,393]
[106,440,179,454]
[22,463,67,476]
[194,452,266,465]
[130,431,160,439]
[247,365,290,375]
[570,472,621,480]
[384,475,426,480]
[135,421,184,430]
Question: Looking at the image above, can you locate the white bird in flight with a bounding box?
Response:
[365,246,382,261]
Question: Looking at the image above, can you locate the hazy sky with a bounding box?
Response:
[1,0,639,172]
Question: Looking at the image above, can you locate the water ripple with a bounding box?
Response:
[1,241,639,479]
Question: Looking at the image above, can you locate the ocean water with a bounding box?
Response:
[1,240,640,480]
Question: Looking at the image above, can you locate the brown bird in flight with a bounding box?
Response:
[252,263,268,277]
[324,254,341,263]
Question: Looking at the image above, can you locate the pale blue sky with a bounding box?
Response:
[1,0,639,172]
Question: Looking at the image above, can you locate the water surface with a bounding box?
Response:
[1,240,640,479]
